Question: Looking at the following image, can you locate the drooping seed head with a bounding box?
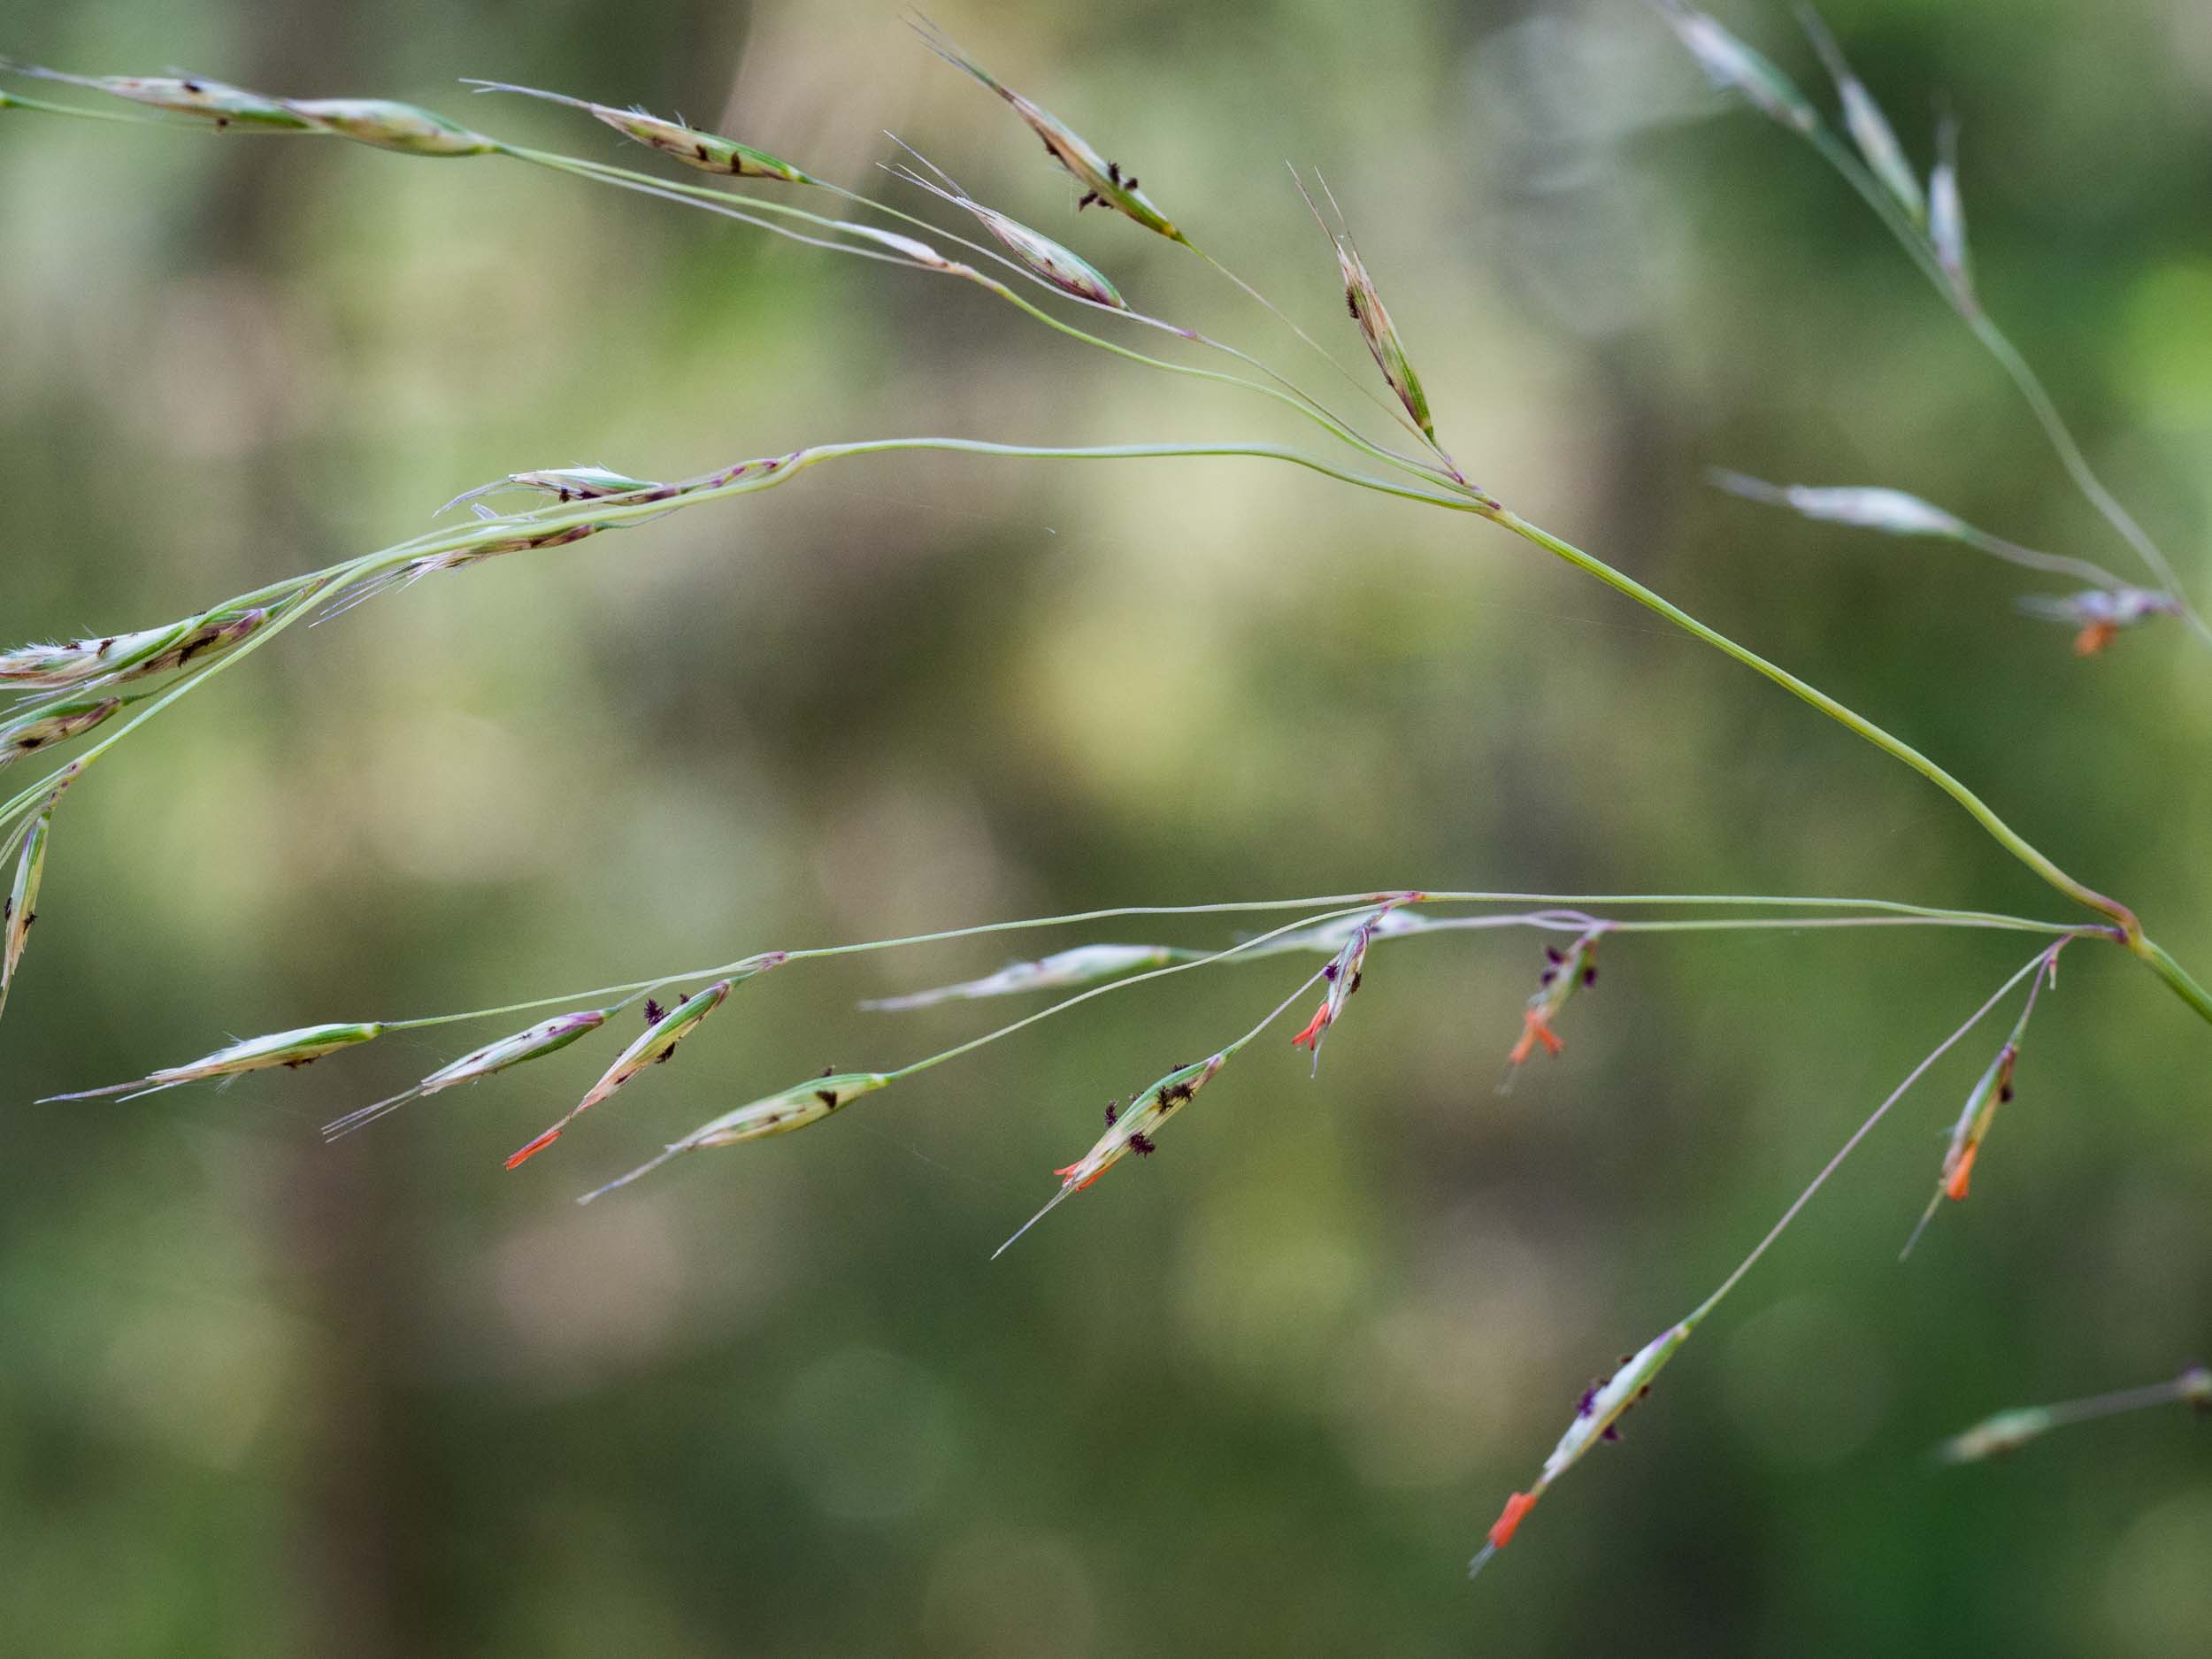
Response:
[1291,906,1394,1074]
[836,221,969,274]
[464,82,815,182]
[1656,4,1821,134]
[1929,118,1972,311]
[1,626,184,689]
[506,976,748,1169]
[2016,587,2180,654]
[1506,925,1605,1074]
[992,1051,1231,1256]
[888,147,1129,309]
[1799,8,1924,222]
[576,1070,893,1202]
[860,942,1184,1011]
[2,697,122,768]
[44,1021,384,1101]
[1709,471,1970,539]
[1292,171,1438,443]
[280,98,495,157]
[2,803,52,1015]
[123,607,267,682]
[909,18,1182,242]
[1468,1322,1693,1578]
[0,59,314,128]
[321,1007,614,1140]
[1936,1407,2053,1464]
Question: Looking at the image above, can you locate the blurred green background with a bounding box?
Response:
[3,0,2209,1653]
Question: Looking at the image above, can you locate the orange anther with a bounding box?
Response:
[1945,1141,1979,1202]
[2073,621,2117,656]
[1488,1489,1540,1550]
[1290,1001,1330,1050]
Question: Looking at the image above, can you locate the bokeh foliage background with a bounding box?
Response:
[2,0,2209,1653]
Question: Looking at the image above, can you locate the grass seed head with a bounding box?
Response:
[1709,472,1969,538]
[45,1021,383,1101]
[1506,926,1603,1073]
[1930,118,1973,310]
[909,18,1182,242]
[2,697,121,768]
[889,145,1130,309]
[1657,4,1821,134]
[1799,8,1925,222]
[1469,1322,1692,1578]
[123,607,267,682]
[465,82,814,181]
[575,1070,893,1202]
[280,98,494,156]
[862,942,1181,1010]
[506,978,737,1169]
[0,60,314,128]
[1936,1406,2053,1464]
[2016,587,2179,654]
[322,1007,613,1140]
[2,802,55,1013]
[1293,171,1438,444]
[1291,907,1389,1073]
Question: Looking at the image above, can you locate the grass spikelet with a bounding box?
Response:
[908,15,1183,242]
[888,142,1129,309]
[2016,588,2179,655]
[1929,115,1972,310]
[1798,6,1924,223]
[464,81,816,182]
[859,943,1194,1011]
[0,771,73,1023]
[1289,904,1393,1073]
[1468,1323,1692,1578]
[1502,924,1603,1081]
[1901,944,2060,1257]
[994,1051,1227,1258]
[444,466,664,512]
[576,1070,892,1202]
[2,626,187,690]
[1291,170,1440,447]
[0,59,312,128]
[2,697,121,768]
[322,1007,611,1140]
[505,978,735,1169]
[1655,3,1820,134]
[1938,1364,2212,1464]
[277,98,494,156]
[43,1022,383,1102]
[1709,471,1967,538]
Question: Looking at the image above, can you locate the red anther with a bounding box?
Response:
[1054,1160,1103,1192]
[1945,1141,1979,1202]
[1488,1490,1540,1550]
[2073,621,2118,656]
[505,1126,562,1170]
[1290,1001,1330,1050]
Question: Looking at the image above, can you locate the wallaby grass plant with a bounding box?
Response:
[2,3,2205,1585]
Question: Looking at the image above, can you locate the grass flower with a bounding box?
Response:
[44,1022,383,1102]
[323,1008,611,1140]
[1799,7,1924,223]
[887,142,1129,309]
[2,697,120,768]
[1504,926,1603,1076]
[1939,1364,2212,1463]
[910,16,1182,242]
[1655,3,1819,134]
[465,82,815,182]
[505,978,737,1169]
[576,1070,892,1202]
[1468,1323,1692,1577]
[2017,588,2180,655]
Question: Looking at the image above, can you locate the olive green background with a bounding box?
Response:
[2,0,2208,1653]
